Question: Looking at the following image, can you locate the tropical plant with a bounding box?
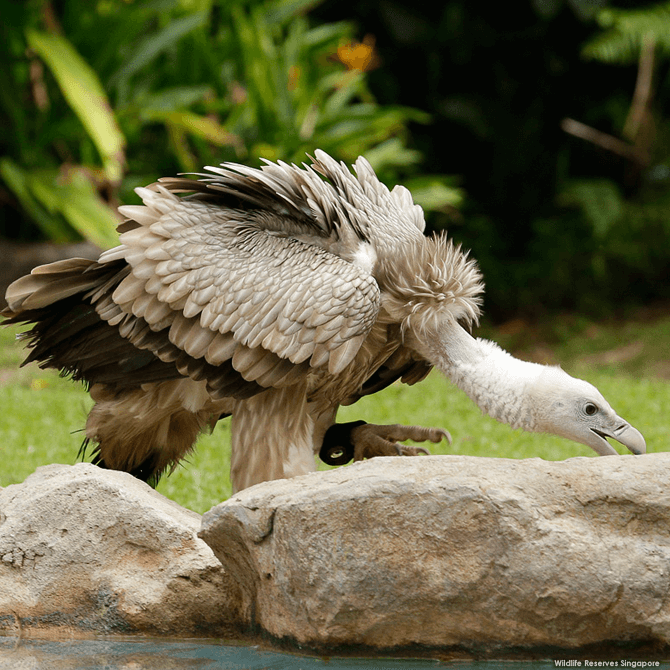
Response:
[0,0,461,249]
[582,2,670,64]
[545,2,670,309]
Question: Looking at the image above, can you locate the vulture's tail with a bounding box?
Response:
[2,258,180,386]
[2,258,216,484]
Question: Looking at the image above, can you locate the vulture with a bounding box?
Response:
[2,150,646,493]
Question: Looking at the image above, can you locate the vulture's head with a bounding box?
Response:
[529,366,646,456]
[405,321,645,458]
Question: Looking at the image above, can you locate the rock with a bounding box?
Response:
[0,463,241,637]
[200,452,670,653]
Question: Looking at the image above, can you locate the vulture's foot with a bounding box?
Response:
[319,420,450,466]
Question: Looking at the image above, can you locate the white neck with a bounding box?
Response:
[407,320,546,431]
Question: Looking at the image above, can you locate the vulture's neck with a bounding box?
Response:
[408,321,546,431]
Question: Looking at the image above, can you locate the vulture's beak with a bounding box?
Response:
[586,417,646,456]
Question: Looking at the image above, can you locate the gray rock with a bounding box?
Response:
[200,452,670,652]
[0,463,240,637]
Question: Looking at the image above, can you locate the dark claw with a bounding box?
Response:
[401,445,430,456]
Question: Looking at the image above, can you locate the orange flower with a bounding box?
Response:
[336,34,380,72]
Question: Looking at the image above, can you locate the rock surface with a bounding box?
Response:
[200,452,670,652]
[3,454,670,655]
[0,463,240,637]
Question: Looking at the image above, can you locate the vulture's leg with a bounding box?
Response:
[230,384,317,493]
[319,421,450,465]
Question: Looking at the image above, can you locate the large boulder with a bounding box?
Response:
[0,463,241,637]
[200,452,670,653]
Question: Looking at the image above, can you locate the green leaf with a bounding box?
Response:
[134,85,212,113]
[110,12,208,89]
[28,169,120,249]
[362,138,422,171]
[404,176,465,212]
[58,182,120,249]
[167,123,197,172]
[302,22,351,50]
[232,6,278,126]
[321,71,366,120]
[264,0,325,25]
[143,109,242,147]
[25,30,126,183]
[582,3,670,64]
[557,179,624,238]
[583,28,643,64]
[178,0,213,11]
[1,162,118,248]
[0,158,72,242]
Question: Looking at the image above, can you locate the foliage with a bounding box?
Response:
[305,1,670,317]
[0,0,460,249]
[5,1,670,317]
[582,2,670,64]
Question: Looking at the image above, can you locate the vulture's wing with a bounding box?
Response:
[97,185,381,398]
[341,345,432,406]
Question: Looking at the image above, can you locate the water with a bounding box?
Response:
[0,638,561,669]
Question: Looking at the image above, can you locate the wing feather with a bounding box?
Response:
[100,194,380,391]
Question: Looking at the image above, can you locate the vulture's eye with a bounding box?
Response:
[584,403,598,416]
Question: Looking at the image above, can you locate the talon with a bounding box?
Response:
[320,421,452,466]
[433,428,452,445]
[398,445,430,457]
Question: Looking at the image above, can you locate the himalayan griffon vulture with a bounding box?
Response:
[2,151,646,492]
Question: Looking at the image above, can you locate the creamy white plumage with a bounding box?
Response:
[3,151,645,492]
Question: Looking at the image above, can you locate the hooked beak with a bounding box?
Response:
[588,419,646,456]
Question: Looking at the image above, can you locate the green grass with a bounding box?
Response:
[1,316,667,514]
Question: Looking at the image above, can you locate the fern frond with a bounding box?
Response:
[583,2,670,64]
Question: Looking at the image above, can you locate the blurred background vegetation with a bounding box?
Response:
[1,0,670,320]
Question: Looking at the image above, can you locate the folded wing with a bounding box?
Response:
[95,185,381,396]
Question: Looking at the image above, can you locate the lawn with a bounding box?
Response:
[0,314,667,514]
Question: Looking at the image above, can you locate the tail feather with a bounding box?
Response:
[5,259,104,311]
[81,438,165,486]
[3,259,183,389]
[3,257,235,484]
